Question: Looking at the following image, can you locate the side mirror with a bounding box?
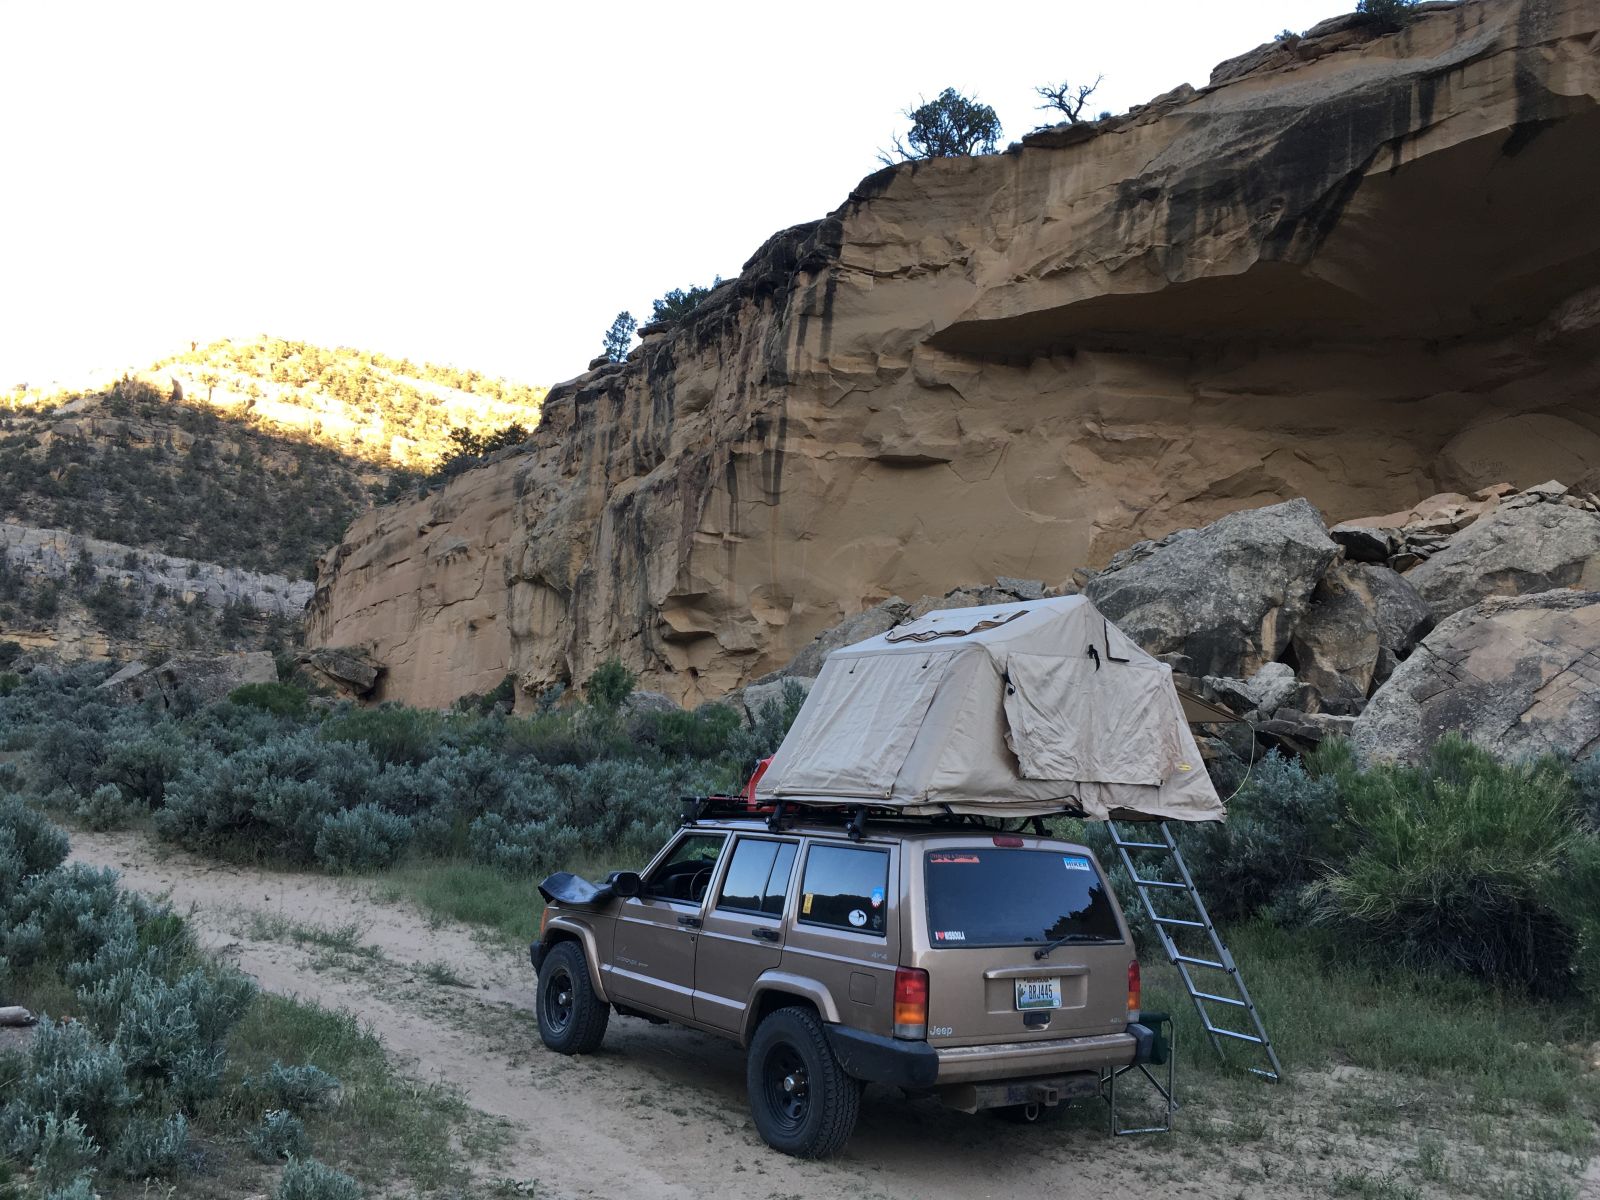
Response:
[611,871,643,899]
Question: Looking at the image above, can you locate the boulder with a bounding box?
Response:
[1351,589,1600,765]
[1289,562,1380,715]
[623,690,678,716]
[1328,524,1397,564]
[1359,565,1433,677]
[738,676,814,725]
[780,598,911,680]
[1086,499,1339,680]
[299,646,384,698]
[1402,502,1600,619]
[99,652,276,709]
[1202,661,1299,719]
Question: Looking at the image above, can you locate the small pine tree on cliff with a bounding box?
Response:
[882,88,1001,162]
[1355,0,1417,29]
[602,312,636,363]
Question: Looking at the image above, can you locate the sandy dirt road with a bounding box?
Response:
[69,829,1361,1200]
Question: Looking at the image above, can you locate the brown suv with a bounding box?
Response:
[530,804,1160,1158]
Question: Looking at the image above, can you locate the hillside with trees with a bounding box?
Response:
[0,339,545,663]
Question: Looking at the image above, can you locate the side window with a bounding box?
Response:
[642,833,726,905]
[717,839,798,917]
[798,844,889,936]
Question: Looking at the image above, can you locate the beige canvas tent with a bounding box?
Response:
[755,596,1224,822]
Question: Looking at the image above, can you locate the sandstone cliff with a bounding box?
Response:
[308,0,1600,709]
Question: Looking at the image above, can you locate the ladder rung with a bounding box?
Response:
[1205,1026,1265,1045]
[1115,839,1167,850]
[1174,954,1227,970]
[1132,877,1186,890]
[1192,990,1248,1008]
[1152,916,1206,929]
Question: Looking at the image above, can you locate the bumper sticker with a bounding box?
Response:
[848,909,868,927]
[933,930,966,942]
[870,887,884,909]
[1062,855,1092,871]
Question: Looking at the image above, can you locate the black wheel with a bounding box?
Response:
[745,1006,861,1159]
[537,941,609,1054]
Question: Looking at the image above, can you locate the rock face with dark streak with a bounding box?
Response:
[307,0,1600,709]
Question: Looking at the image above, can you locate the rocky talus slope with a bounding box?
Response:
[739,480,1600,764]
[309,0,1600,710]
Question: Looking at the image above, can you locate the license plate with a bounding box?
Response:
[1014,977,1063,1011]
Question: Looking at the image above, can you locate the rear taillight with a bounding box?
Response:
[1127,959,1141,1018]
[894,967,929,1039]
[539,907,552,937]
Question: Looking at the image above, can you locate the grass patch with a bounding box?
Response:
[378,854,632,949]
[220,992,501,1194]
[239,912,380,960]
[1139,920,1599,1197]
[421,960,472,988]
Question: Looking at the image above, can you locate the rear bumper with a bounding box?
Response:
[824,1025,940,1089]
[931,1031,1137,1084]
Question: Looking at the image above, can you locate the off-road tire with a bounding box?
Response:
[746,1005,861,1159]
[537,941,609,1055]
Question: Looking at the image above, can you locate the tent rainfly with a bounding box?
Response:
[755,596,1224,822]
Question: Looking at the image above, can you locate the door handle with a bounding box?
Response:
[677,915,702,929]
[751,928,780,942]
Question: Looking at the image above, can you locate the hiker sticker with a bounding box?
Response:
[848,909,868,928]
[870,887,884,909]
[933,930,966,942]
[802,893,814,915]
[1062,855,1092,872]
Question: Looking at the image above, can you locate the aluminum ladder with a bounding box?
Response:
[1107,820,1283,1082]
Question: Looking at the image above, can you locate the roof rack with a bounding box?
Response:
[677,795,1078,838]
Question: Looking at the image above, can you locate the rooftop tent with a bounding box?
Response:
[755,596,1224,822]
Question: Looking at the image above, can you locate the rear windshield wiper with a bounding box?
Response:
[1031,933,1111,960]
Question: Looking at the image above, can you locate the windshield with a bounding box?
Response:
[924,848,1123,948]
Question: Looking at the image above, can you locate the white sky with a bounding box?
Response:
[2,0,1339,392]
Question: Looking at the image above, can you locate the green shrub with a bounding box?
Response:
[1312,736,1581,993]
[96,721,187,809]
[106,1112,187,1179]
[3,863,131,980]
[634,703,741,759]
[0,795,70,890]
[1177,747,1348,923]
[28,1113,98,1190]
[275,1157,361,1200]
[251,1062,341,1114]
[584,659,635,712]
[250,1109,310,1162]
[76,782,138,831]
[1,1018,133,1151]
[40,1178,95,1200]
[314,805,413,871]
[231,681,312,718]
[321,705,440,767]
[156,733,378,862]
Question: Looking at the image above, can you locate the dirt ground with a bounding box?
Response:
[66,830,1589,1200]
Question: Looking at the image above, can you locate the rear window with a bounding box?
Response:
[924,848,1122,948]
